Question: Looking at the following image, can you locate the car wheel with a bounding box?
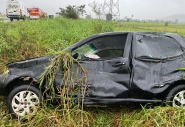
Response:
[10,18,13,22]
[7,85,42,117]
[23,16,26,20]
[166,85,185,107]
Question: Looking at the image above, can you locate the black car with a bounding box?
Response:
[1,32,185,117]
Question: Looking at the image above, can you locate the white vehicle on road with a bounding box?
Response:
[6,0,30,21]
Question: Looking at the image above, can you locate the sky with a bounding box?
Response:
[1,0,185,20]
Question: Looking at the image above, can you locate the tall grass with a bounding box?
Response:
[1,18,185,126]
[0,18,113,73]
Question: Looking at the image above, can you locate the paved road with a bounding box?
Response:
[4,20,10,22]
[2,19,18,22]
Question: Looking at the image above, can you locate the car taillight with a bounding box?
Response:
[20,9,22,14]
[6,9,8,14]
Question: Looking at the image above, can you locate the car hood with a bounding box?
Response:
[6,55,56,69]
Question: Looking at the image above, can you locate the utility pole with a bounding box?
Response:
[102,0,120,21]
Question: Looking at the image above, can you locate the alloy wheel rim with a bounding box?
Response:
[172,90,185,107]
[11,90,40,116]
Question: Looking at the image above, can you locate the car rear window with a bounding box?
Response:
[136,34,183,59]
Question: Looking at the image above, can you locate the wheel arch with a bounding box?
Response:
[5,76,41,96]
[163,80,185,100]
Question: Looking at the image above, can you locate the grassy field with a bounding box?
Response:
[115,21,185,36]
[1,18,185,126]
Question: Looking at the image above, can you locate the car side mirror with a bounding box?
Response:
[72,53,79,59]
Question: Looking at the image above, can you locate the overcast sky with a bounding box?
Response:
[1,0,185,20]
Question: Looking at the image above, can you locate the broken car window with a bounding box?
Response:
[72,43,97,59]
[136,34,183,59]
[72,34,128,60]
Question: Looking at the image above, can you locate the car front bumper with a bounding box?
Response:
[0,73,7,96]
[0,71,20,96]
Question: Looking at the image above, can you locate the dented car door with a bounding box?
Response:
[81,57,130,98]
[72,33,133,98]
[130,33,185,99]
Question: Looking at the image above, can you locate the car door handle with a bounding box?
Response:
[112,62,125,67]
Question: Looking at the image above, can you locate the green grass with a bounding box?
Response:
[0,18,113,72]
[1,18,185,126]
[115,21,185,36]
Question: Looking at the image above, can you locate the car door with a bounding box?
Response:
[72,33,132,99]
[130,33,185,99]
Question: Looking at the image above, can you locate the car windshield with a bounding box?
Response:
[136,34,183,59]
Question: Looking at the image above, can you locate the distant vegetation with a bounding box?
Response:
[56,5,86,19]
[0,12,6,21]
[116,21,185,36]
[1,18,185,126]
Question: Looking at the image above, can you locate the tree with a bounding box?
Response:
[89,1,102,19]
[165,21,169,26]
[56,5,86,19]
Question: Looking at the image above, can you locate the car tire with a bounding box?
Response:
[23,16,26,21]
[7,85,42,118]
[10,18,13,22]
[166,85,185,107]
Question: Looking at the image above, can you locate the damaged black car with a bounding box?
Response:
[1,32,185,117]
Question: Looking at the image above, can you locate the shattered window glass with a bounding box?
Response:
[136,34,183,59]
[72,43,97,59]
